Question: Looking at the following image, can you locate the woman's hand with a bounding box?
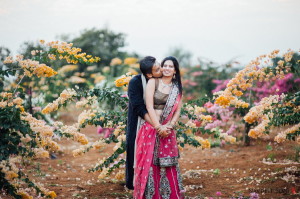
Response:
[165,123,174,131]
[157,125,171,138]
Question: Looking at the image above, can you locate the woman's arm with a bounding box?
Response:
[145,78,161,128]
[168,98,182,128]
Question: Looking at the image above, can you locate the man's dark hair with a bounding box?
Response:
[139,56,156,77]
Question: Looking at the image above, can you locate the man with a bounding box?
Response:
[125,56,162,190]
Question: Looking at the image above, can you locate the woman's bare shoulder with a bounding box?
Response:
[147,78,156,85]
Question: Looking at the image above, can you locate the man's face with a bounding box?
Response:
[151,61,162,78]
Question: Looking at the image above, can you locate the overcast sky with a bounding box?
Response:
[0,0,299,65]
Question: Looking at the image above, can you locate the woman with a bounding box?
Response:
[134,56,184,199]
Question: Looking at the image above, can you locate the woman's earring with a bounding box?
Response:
[173,73,176,79]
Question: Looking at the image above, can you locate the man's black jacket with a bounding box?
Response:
[125,74,148,190]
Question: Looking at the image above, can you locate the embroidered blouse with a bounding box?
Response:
[153,78,169,110]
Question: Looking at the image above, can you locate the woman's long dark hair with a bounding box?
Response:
[161,56,183,95]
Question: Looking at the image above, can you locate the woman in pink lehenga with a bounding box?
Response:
[134,56,185,199]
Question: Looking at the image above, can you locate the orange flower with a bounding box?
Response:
[47,191,57,199]
[124,57,138,65]
[110,58,122,66]
[248,129,259,139]
[215,96,232,107]
[232,89,243,97]
[115,76,131,87]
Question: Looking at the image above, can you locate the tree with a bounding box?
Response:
[70,27,127,71]
[166,46,193,67]
[0,47,11,92]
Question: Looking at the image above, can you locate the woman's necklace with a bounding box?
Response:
[160,79,172,89]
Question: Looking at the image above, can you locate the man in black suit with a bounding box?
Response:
[125,56,162,190]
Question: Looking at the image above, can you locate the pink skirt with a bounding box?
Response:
[134,122,184,199]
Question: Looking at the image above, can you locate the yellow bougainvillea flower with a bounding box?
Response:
[102,66,110,73]
[115,76,132,87]
[47,191,57,199]
[215,95,232,107]
[124,57,138,65]
[94,75,106,84]
[5,171,18,180]
[18,192,33,199]
[58,65,78,74]
[115,170,125,181]
[128,68,139,75]
[200,139,211,149]
[110,58,122,66]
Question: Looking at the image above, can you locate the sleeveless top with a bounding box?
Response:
[153,78,169,110]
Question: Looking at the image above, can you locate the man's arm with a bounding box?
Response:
[128,76,153,125]
[143,113,153,126]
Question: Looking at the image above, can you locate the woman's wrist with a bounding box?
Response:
[154,124,161,130]
[170,121,176,127]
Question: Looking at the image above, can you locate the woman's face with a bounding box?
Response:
[162,60,175,77]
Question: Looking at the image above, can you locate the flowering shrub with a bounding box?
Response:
[0,92,59,198]
[40,85,232,180]
[181,62,239,100]
[114,73,134,88]
[0,40,100,198]
[2,40,99,78]
[251,73,300,101]
[208,50,299,145]
[212,73,300,103]
[44,53,300,180]
[209,52,300,145]
[245,91,300,144]
[214,49,296,108]
[2,42,299,198]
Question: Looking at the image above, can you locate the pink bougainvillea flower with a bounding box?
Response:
[32,106,42,112]
[194,120,202,127]
[204,101,213,108]
[212,79,230,93]
[188,81,197,86]
[216,191,222,196]
[97,126,104,134]
[191,71,203,76]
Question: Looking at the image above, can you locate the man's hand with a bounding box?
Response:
[144,113,153,127]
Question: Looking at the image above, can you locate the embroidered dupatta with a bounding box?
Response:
[134,84,181,199]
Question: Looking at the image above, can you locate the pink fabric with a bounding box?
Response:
[134,123,157,199]
[134,95,182,199]
[97,126,114,138]
[156,98,180,161]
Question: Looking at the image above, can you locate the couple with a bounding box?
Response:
[126,56,184,199]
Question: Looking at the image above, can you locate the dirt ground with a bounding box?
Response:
[1,111,300,199]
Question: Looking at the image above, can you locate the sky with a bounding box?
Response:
[0,0,299,65]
